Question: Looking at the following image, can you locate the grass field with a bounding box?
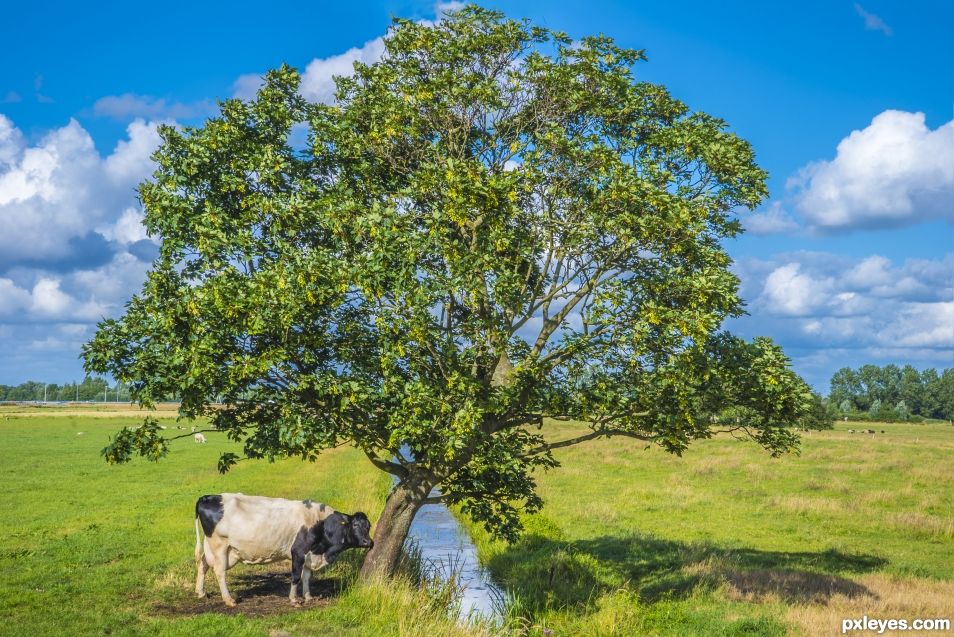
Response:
[2,405,952,636]
[464,420,954,636]
[0,405,490,637]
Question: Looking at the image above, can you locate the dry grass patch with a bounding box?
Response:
[769,494,851,516]
[891,511,954,540]
[0,407,180,418]
[787,573,954,636]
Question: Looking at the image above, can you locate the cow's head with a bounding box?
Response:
[325,511,374,550]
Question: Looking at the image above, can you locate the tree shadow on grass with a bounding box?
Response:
[154,565,347,618]
[488,532,887,612]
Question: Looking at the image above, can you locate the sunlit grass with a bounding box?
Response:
[464,419,954,636]
[0,407,496,636]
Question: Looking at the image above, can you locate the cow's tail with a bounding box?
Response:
[194,515,203,562]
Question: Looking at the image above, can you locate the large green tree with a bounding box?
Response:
[84,6,813,576]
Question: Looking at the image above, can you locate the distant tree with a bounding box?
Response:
[895,400,909,421]
[838,398,852,414]
[937,369,954,421]
[921,369,943,419]
[899,365,924,415]
[84,6,814,577]
[858,365,883,410]
[6,381,44,401]
[829,367,861,410]
[799,393,833,429]
[77,377,108,401]
[881,364,902,407]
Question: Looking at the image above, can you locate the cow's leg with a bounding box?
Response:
[301,566,312,601]
[302,552,328,601]
[195,540,209,598]
[208,538,237,607]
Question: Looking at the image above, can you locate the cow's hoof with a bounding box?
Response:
[196,592,206,599]
[290,598,302,607]
[303,595,313,603]
[224,599,237,608]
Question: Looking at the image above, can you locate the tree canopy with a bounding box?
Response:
[84,6,813,575]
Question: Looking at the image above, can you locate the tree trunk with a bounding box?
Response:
[359,474,433,578]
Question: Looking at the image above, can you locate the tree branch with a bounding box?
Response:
[524,427,655,457]
[364,449,409,479]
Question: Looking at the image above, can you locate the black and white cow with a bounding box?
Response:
[194,493,374,606]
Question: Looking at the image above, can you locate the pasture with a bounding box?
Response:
[0,405,484,637]
[466,420,954,636]
[1,405,952,636]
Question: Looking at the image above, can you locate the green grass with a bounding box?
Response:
[0,407,492,637]
[464,420,954,636]
[4,407,953,636]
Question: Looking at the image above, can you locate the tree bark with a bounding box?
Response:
[359,473,434,578]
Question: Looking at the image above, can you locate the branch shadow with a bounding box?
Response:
[488,532,886,612]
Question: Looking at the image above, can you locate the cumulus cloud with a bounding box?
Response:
[100,207,149,244]
[789,111,954,231]
[93,93,216,120]
[235,2,462,104]
[0,115,161,268]
[232,73,266,101]
[0,249,150,324]
[0,277,32,316]
[854,3,893,36]
[735,251,954,353]
[299,37,387,104]
[230,36,386,104]
[729,251,954,389]
[743,202,800,235]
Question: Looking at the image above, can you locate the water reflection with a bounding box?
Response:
[406,495,506,620]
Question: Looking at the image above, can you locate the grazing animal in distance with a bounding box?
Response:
[194,493,374,606]
[194,433,207,443]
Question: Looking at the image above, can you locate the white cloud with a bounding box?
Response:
[0,115,24,167]
[854,3,893,36]
[230,36,386,105]
[730,251,954,390]
[69,251,151,307]
[0,249,148,323]
[235,2,460,105]
[0,277,32,315]
[738,252,954,352]
[100,207,149,244]
[299,37,387,104]
[762,263,830,316]
[30,278,72,316]
[743,201,799,235]
[879,302,954,348]
[93,94,215,120]
[0,116,163,265]
[789,111,954,231]
[104,119,163,184]
[232,73,265,101]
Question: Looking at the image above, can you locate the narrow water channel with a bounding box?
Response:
[405,496,507,620]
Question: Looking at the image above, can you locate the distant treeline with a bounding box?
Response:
[829,365,954,421]
[0,376,130,402]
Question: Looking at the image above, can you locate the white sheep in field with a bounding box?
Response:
[194,433,207,443]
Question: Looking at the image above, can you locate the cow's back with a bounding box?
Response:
[203,493,333,563]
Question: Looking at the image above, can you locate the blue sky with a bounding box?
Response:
[0,1,951,390]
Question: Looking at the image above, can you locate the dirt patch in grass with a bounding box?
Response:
[153,569,342,618]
